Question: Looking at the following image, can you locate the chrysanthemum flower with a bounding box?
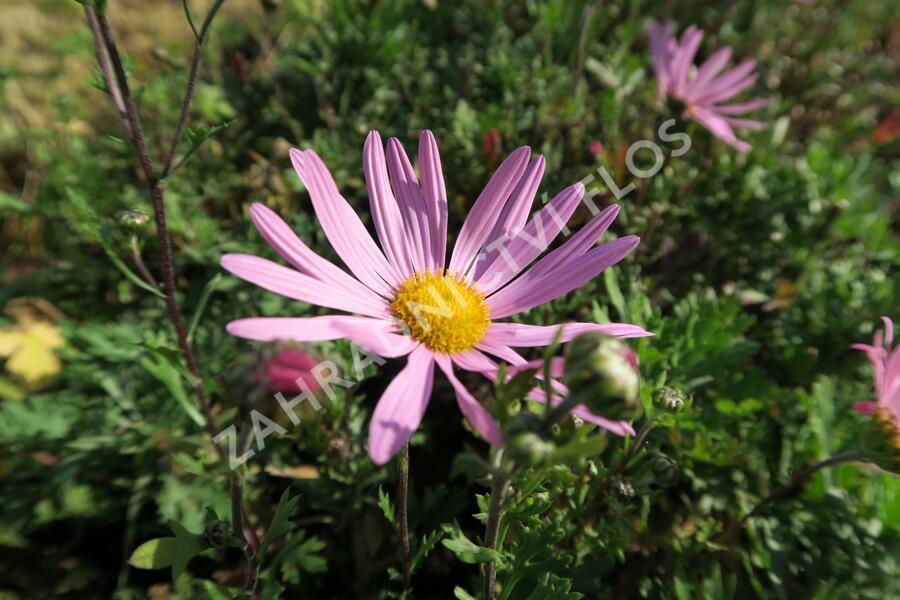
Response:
[222,130,651,464]
[852,318,899,472]
[649,20,769,152]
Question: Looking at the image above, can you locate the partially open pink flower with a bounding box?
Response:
[263,348,320,394]
[852,317,899,422]
[222,130,651,464]
[649,20,769,152]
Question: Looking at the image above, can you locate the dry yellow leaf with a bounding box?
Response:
[0,317,64,385]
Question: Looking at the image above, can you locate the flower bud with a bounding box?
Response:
[263,348,320,394]
[203,520,227,547]
[616,480,635,498]
[862,407,900,474]
[114,207,150,230]
[506,432,555,467]
[652,386,688,413]
[564,334,641,420]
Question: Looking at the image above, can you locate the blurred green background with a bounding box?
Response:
[0,0,898,598]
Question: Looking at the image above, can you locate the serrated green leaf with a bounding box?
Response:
[377,485,395,526]
[259,489,300,558]
[440,523,501,565]
[128,521,209,579]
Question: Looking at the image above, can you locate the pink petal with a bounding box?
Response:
[852,401,878,416]
[226,316,416,358]
[448,146,532,276]
[435,354,503,447]
[522,204,620,282]
[221,253,390,318]
[479,156,547,257]
[526,387,636,436]
[487,236,640,319]
[721,116,767,131]
[485,321,652,347]
[649,20,676,96]
[712,98,771,115]
[248,203,388,315]
[451,348,500,374]
[670,26,704,98]
[506,357,565,379]
[475,183,585,294]
[475,338,527,366]
[386,137,430,273]
[367,345,435,465]
[418,130,448,270]
[363,131,415,277]
[691,60,757,104]
[289,148,400,296]
[689,107,750,152]
[688,47,733,97]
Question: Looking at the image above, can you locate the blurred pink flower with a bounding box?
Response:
[852,317,899,421]
[222,130,652,464]
[649,20,769,152]
[263,348,321,394]
[589,140,604,156]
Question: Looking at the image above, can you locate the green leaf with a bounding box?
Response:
[453,587,477,600]
[411,529,443,572]
[139,355,205,427]
[440,523,501,565]
[377,486,395,526]
[259,489,300,558]
[128,521,209,579]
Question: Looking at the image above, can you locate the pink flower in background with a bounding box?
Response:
[263,348,320,394]
[649,20,769,152]
[852,317,899,422]
[589,140,604,156]
[222,130,651,464]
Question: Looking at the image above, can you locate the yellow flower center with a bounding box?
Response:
[390,270,490,354]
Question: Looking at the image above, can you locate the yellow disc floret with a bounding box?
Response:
[391,270,490,354]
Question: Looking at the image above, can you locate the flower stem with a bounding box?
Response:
[483,467,511,600]
[398,443,412,591]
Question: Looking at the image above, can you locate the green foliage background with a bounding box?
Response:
[0,0,897,597]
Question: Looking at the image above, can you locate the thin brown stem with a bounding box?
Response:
[738,449,865,526]
[84,9,131,138]
[161,0,228,179]
[84,5,256,590]
[398,444,412,591]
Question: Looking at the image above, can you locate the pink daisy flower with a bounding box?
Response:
[852,317,899,422]
[649,20,769,152]
[222,130,651,465]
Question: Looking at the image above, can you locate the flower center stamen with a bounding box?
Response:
[391,270,490,354]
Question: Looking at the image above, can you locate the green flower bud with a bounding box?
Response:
[203,520,227,547]
[115,208,150,230]
[506,432,555,467]
[862,407,900,474]
[652,386,688,413]
[564,333,641,420]
[616,480,635,498]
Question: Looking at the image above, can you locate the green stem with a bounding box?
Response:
[483,460,511,600]
[398,444,412,592]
